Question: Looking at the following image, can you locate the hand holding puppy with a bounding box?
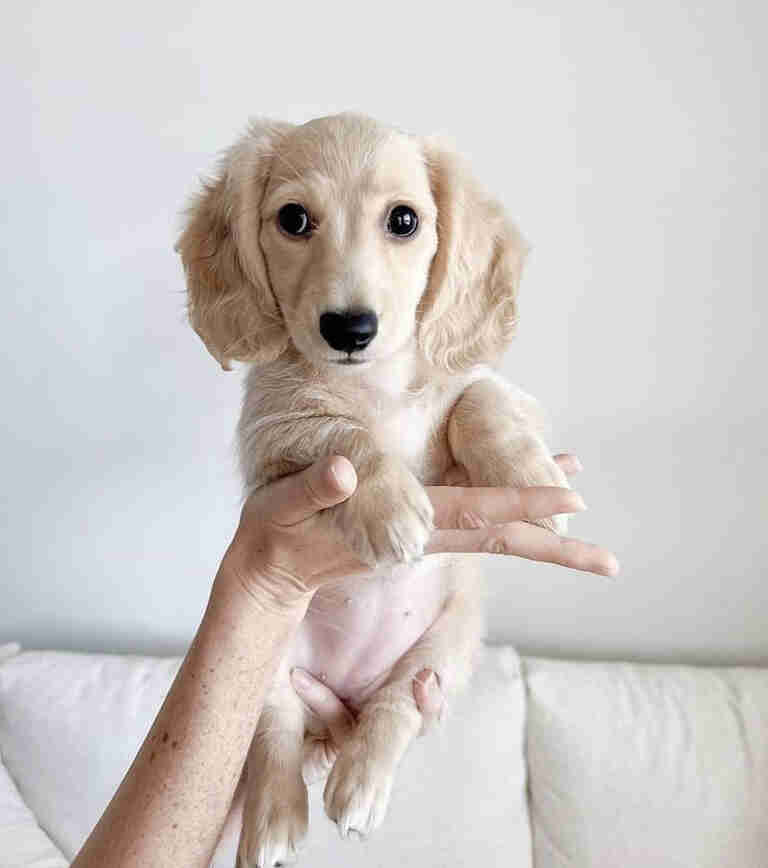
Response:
[223,452,618,612]
[258,451,615,778]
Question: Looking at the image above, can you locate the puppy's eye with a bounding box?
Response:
[278,203,312,236]
[387,205,419,238]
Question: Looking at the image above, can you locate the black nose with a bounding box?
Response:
[319,310,378,353]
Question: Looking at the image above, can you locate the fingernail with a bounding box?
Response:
[329,457,356,495]
[556,493,587,515]
[415,670,439,688]
[291,667,313,690]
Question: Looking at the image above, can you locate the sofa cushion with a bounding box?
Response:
[525,657,768,868]
[0,645,182,860]
[0,643,531,867]
[0,756,68,868]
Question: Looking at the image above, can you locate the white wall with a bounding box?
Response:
[2,0,765,663]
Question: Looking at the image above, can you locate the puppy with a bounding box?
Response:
[177,113,568,867]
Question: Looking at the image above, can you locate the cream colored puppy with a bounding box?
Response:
[177,113,568,868]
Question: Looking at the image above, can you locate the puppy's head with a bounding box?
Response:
[176,114,528,372]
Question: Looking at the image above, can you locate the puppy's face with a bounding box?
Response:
[259,121,438,369]
[178,113,527,373]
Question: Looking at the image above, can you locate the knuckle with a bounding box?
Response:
[456,509,487,530]
[484,533,512,555]
[303,474,328,510]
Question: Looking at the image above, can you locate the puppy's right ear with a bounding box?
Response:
[175,120,293,369]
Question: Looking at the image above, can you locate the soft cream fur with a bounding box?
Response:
[177,113,567,867]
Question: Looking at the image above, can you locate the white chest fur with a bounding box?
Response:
[358,360,494,480]
[367,393,436,478]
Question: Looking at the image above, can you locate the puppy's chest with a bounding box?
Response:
[365,393,452,483]
[292,558,452,711]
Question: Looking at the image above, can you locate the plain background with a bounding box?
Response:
[2,0,765,664]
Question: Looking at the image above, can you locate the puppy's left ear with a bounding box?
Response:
[175,120,293,370]
[418,138,530,372]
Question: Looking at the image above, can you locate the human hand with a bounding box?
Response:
[425,453,617,569]
[289,666,444,783]
[221,453,618,612]
[285,456,609,748]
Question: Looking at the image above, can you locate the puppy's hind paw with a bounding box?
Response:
[237,820,304,868]
[323,746,394,839]
[237,781,308,868]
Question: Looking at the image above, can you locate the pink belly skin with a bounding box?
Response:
[287,556,451,710]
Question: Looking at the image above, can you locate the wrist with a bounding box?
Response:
[212,559,313,625]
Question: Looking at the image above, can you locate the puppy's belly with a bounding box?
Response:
[288,555,451,711]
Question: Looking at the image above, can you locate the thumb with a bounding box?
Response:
[291,668,356,747]
[269,455,357,527]
[413,668,444,734]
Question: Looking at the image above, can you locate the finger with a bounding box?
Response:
[553,453,583,476]
[268,456,357,527]
[427,523,620,577]
[413,669,444,726]
[291,668,356,746]
[427,485,586,530]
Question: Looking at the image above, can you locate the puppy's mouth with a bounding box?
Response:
[334,356,369,366]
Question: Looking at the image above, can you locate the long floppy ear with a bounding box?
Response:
[175,120,293,369]
[418,138,530,372]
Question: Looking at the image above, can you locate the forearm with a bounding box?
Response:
[72,569,308,868]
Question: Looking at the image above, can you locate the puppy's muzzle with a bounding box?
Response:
[319,309,378,353]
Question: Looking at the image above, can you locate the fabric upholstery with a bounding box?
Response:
[0,643,530,867]
[525,657,768,868]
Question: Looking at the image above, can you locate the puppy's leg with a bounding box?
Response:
[328,452,433,567]
[242,415,433,567]
[324,562,484,838]
[448,377,570,533]
[237,677,308,868]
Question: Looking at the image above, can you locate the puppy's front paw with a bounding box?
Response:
[525,456,570,535]
[470,440,571,535]
[323,739,394,839]
[543,506,568,535]
[330,458,433,567]
[237,773,308,868]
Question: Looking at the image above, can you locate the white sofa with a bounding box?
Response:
[1,642,766,868]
